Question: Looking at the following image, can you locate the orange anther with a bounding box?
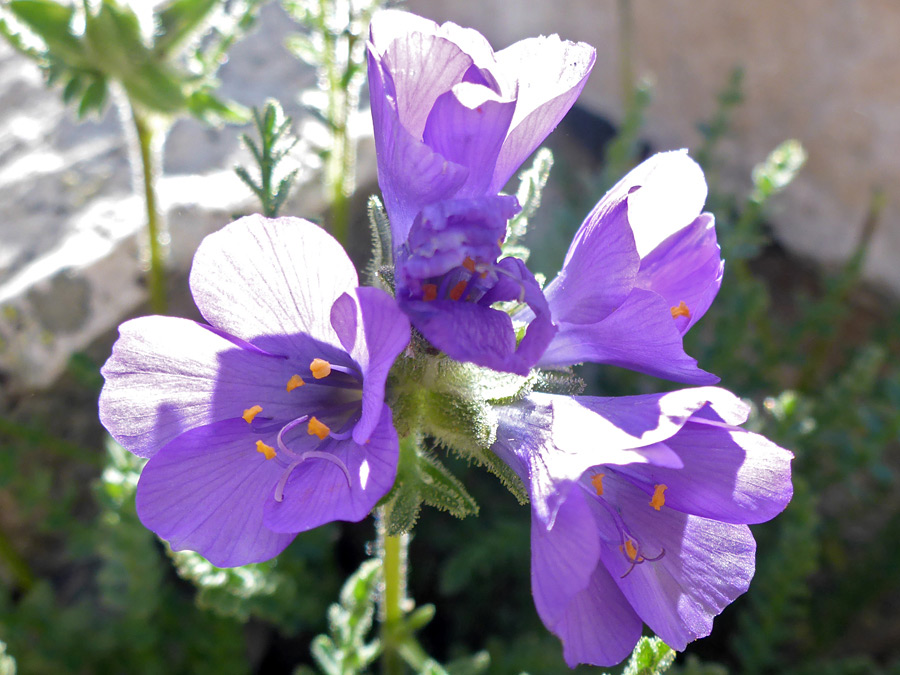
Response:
[449,280,468,301]
[255,440,276,460]
[462,256,476,272]
[422,284,438,301]
[286,374,305,392]
[650,484,668,511]
[307,416,331,440]
[591,473,605,496]
[670,301,691,319]
[624,539,639,561]
[242,405,263,424]
[310,358,332,379]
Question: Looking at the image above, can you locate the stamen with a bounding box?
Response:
[462,256,476,272]
[308,416,331,440]
[650,484,668,511]
[670,301,691,319]
[255,440,276,460]
[310,358,332,379]
[286,374,305,392]
[422,283,438,301]
[591,473,605,496]
[242,405,263,424]
[449,280,468,301]
[623,539,639,561]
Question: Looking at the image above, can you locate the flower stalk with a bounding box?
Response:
[130,105,168,314]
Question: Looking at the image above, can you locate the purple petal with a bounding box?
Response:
[614,151,708,257]
[423,83,516,196]
[539,289,719,384]
[595,477,756,651]
[554,564,643,668]
[494,389,749,526]
[530,490,600,628]
[342,287,411,444]
[612,420,794,524]
[636,214,723,334]
[376,30,473,140]
[100,316,304,458]
[189,216,358,354]
[368,48,469,243]
[135,419,295,567]
[330,292,357,354]
[490,35,596,192]
[543,198,639,325]
[263,404,399,532]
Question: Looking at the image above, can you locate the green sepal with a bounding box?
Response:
[379,435,479,536]
[619,636,676,675]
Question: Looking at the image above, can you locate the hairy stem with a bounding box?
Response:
[378,510,408,675]
[130,105,168,314]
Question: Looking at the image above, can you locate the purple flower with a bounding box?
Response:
[99,216,411,567]
[367,9,596,244]
[529,150,724,384]
[492,387,794,667]
[366,10,593,374]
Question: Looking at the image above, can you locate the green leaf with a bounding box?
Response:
[187,88,250,125]
[9,0,86,65]
[416,451,479,519]
[154,0,219,57]
[620,636,676,675]
[77,77,108,118]
[506,146,554,255]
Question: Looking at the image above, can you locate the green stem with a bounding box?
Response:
[130,105,168,314]
[378,510,408,675]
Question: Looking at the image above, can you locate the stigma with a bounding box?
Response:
[670,301,691,319]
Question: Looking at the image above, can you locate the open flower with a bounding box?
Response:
[99,216,411,567]
[534,150,723,383]
[367,9,595,244]
[492,387,793,667]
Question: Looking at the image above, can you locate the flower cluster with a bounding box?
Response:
[99,8,793,668]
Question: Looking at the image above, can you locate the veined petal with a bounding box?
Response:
[554,563,644,668]
[539,289,719,384]
[423,82,516,196]
[135,419,295,568]
[543,198,639,325]
[378,31,473,139]
[189,216,358,354]
[331,288,411,444]
[263,405,399,532]
[595,478,756,651]
[368,48,469,243]
[490,35,596,192]
[530,490,600,628]
[100,316,304,458]
[612,421,794,524]
[636,214,723,334]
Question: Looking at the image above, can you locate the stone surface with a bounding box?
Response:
[0,3,374,390]
[410,0,900,293]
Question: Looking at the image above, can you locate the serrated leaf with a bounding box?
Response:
[187,88,249,125]
[61,74,82,103]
